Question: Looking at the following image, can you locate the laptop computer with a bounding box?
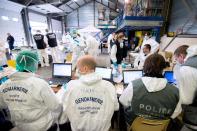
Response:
[49,63,72,85]
[164,71,177,85]
[95,67,112,81]
[123,70,143,86]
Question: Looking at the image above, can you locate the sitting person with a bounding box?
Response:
[60,55,119,131]
[0,50,62,131]
[134,44,151,69]
[119,54,181,129]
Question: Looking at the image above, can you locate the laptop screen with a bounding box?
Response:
[123,70,143,85]
[53,63,72,77]
[95,67,112,80]
[164,71,177,84]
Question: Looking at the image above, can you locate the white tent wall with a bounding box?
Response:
[51,19,62,41]
[28,12,48,35]
[160,35,197,52]
[0,8,25,47]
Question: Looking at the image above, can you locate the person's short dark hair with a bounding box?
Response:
[144,44,151,51]
[174,45,189,56]
[145,32,151,36]
[143,54,166,78]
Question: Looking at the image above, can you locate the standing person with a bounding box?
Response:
[110,32,126,70]
[60,55,119,131]
[84,34,99,58]
[6,33,14,51]
[140,32,159,54]
[0,50,62,131]
[134,44,151,69]
[177,45,197,131]
[173,45,189,84]
[33,30,49,67]
[119,54,181,129]
[45,29,60,63]
[70,30,86,71]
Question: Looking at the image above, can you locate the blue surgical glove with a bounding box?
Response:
[113,62,118,69]
[121,63,126,68]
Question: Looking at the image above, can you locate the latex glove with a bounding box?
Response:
[113,62,118,69]
[121,63,126,69]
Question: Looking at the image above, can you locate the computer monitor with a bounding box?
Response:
[164,71,177,84]
[95,67,112,80]
[52,63,72,77]
[123,70,143,85]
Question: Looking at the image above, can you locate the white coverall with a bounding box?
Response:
[140,37,160,54]
[134,53,151,69]
[60,72,119,131]
[84,35,99,58]
[178,45,197,105]
[0,72,62,131]
[70,36,86,70]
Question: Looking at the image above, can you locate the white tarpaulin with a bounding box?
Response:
[78,26,101,33]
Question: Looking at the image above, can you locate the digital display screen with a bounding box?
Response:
[164,71,177,84]
[95,67,112,80]
[123,70,143,84]
[53,64,72,77]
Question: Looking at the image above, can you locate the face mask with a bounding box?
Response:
[144,36,149,40]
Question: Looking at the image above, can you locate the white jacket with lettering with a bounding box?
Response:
[0,72,62,131]
[119,77,181,119]
[61,72,119,131]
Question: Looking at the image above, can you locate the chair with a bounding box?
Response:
[129,117,170,131]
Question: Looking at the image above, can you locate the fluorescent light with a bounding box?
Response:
[12,18,18,22]
[1,16,9,21]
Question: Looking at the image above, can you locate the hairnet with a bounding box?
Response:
[16,50,39,73]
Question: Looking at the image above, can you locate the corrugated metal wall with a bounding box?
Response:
[66,1,109,29]
[168,0,197,34]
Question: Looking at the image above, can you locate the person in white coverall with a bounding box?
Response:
[60,55,119,131]
[119,54,181,128]
[173,45,189,85]
[134,44,151,69]
[84,34,99,58]
[70,31,86,71]
[177,45,197,131]
[140,32,159,54]
[0,50,62,131]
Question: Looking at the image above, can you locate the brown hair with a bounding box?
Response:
[174,45,189,56]
[143,53,166,78]
[143,44,151,51]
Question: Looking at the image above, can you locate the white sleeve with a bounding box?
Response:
[0,91,7,109]
[119,83,134,107]
[40,82,62,117]
[178,66,197,104]
[111,85,119,111]
[171,97,182,119]
[134,54,140,68]
[110,45,117,63]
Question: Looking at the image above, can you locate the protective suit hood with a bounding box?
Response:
[141,77,167,92]
[79,72,102,85]
[185,45,197,61]
[9,72,34,81]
